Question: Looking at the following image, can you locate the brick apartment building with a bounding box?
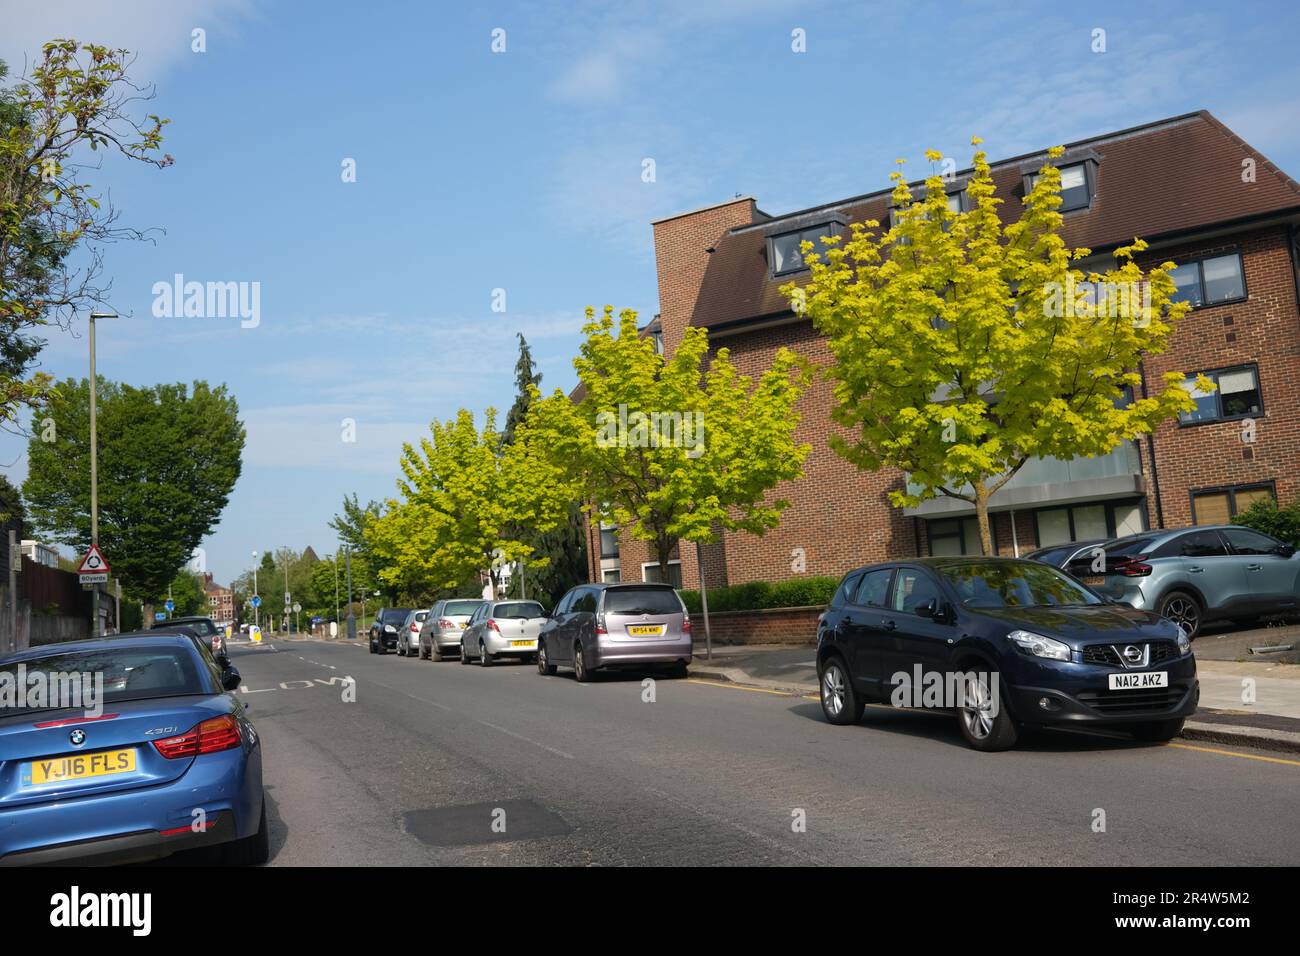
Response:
[203,572,235,624]
[588,111,1300,591]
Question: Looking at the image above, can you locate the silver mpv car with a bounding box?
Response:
[537,583,692,681]
[1065,524,1299,637]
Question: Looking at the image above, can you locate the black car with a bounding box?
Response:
[816,557,1198,751]
[369,607,413,654]
[161,615,228,657]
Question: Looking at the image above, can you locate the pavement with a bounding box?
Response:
[208,634,1300,866]
[687,628,1300,754]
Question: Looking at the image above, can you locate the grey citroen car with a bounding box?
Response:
[536,583,692,681]
[1065,525,1299,637]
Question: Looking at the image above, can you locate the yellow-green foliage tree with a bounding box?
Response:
[366,407,575,597]
[528,306,811,578]
[787,140,1207,554]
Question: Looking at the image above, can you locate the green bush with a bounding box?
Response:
[1232,498,1300,547]
[678,576,839,614]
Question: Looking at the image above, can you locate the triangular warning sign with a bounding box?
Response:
[77,544,111,575]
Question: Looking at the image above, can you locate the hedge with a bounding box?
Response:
[1232,497,1300,547]
[678,576,839,615]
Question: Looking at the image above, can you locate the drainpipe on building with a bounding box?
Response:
[1009,509,1020,557]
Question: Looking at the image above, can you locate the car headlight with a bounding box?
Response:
[1007,629,1072,662]
[1176,629,1192,656]
[384,624,396,633]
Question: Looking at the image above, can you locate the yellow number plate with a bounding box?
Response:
[510,640,534,647]
[26,748,136,786]
[628,625,665,636]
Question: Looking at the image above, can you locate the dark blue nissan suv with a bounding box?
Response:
[816,557,1198,751]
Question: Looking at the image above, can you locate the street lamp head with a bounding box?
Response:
[89,310,118,320]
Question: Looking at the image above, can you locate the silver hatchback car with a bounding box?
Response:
[537,583,692,681]
[1065,525,1299,637]
[418,598,485,661]
[460,600,549,666]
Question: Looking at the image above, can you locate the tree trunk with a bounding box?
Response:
[656,536,673,584]
[974,482,993,556]
[143,603,154,629]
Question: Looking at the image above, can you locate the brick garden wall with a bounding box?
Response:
[697,605,822,646]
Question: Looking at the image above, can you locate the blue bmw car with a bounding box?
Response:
[0,634,266,865]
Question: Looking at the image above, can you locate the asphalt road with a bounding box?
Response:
[224,637,1300,866]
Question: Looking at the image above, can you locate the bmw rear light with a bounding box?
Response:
[153,714,242,759]
[486,619,500,631]
[1116,557,1153,577]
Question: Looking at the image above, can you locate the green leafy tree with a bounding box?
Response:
[0,473,24,526]
[167,569,207,618]
[787,141,1203,554]
[499,332,586,606]
[0,42,172,426]
[528,306,811,578]
[366,407,575,596]
[23,377,244,619]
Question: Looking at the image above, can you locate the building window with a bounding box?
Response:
[641,560,682,587]
[1191,484,1275,525]
[926,517,995,556]
[602,568,621,584]
[769,224,836,276]
[599,522,619,558]
[1168,252,1246,308]
[1034,499,1146,547]
[1028,163,1091,211]
[1179,365,1261,424]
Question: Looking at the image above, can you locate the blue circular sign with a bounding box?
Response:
[164,599,175,612]
[251,595,262,608]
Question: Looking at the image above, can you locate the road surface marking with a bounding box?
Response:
[1167,742,1300,767]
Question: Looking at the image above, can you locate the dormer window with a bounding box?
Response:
[1026,162,1092,211]
[770,223,836,276]
[890,189,965,231]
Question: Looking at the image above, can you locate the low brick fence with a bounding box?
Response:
[695,605,821,645]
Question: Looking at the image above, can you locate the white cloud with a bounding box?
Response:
[0,0,258,82]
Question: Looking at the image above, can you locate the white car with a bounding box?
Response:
[460,600,548,666]
[396,609,430,657]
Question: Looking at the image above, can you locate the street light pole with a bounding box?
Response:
[334,550,340,627]
[251,551,259,629]
[88,310,116,638]
[345,546,355,640]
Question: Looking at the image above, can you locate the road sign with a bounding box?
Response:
[293,602,302,613]
[251,595,262,608]
[164,598,175,613]
[77,544,111,575]
[155,612,166,621]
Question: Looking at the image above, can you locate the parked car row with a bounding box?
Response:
[370,583,694,681]
[1026,524,1299,637]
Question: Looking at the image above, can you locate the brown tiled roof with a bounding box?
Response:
[688,111,1300,331]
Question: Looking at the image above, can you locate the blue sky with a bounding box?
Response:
[2,0,1298,586]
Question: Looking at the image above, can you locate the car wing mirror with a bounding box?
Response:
[916,599,938,620]
[222,666,242,691]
